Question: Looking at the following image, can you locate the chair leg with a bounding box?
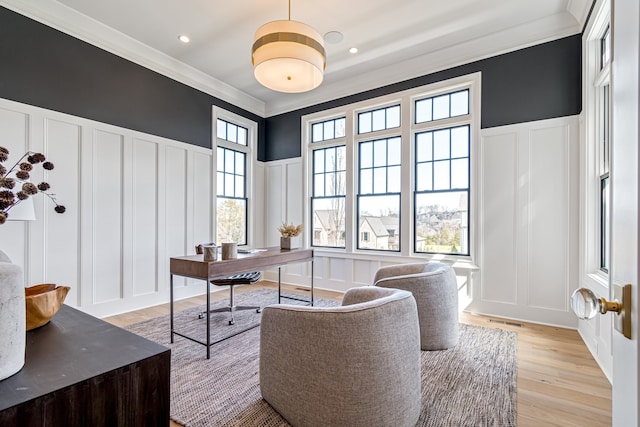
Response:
[198,284,261,325]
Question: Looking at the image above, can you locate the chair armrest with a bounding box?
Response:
[373,262,431,283]
[341,285,401,306]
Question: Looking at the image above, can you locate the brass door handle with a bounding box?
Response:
[571,284,631,339]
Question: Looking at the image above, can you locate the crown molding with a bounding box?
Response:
[264,13,582,116]
[0,0,266,117]
[0,0,590,119]
[567,0,594,28]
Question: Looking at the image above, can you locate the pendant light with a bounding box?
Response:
[251,0,326,93]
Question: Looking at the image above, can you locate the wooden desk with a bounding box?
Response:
[169,247,314,358]
[0,305,170,426]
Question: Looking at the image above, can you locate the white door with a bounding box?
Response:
[610,1,639,425]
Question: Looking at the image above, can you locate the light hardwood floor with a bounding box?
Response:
[104,282,612,427]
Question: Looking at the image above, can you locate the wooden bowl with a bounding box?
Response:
[25,284,70,331]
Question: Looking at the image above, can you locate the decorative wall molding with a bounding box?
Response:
[0,98,265,318]
[470,115,579,327]
[0,96,581,328]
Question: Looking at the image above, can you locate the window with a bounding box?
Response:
[583,1,610,280]
[217,119,247,146]
[598,29,611,272]
[415,89,469,123]
[216,146,246,244]
[214,114,255,246]
[304,74,478,257]
[357,136,401,251]
[358,105,400,134]
[312,117,346,142]
[600,26,610,70]
[414,125,470,255]
[311,145,346,247]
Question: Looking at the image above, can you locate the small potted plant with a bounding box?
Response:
[277,222,303,250]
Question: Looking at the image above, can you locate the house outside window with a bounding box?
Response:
[304,74,479,258]
[214,112,256,246]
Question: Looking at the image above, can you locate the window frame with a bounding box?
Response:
[302,73,480,263]
[581,0,611,288]
[213,107,257,247]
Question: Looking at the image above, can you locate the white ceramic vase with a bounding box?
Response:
[0,250,26,380]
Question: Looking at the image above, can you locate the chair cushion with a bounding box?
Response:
[210,271,262,286]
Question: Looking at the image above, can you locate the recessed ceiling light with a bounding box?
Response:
[178,34,190,43]
[324,31,344,44]
[349,47,358,54]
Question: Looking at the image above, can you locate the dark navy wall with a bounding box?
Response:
[265,34,582,161]
[0,6,265,153]
[0,5,580,163]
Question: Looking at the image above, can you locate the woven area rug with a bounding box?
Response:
[125,288,516,427]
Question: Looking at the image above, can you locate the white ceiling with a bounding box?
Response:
[2,0,592,117]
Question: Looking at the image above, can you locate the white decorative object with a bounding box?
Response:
[0,249,26,380]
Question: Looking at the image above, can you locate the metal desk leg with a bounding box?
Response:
[206,275,211,360]
[278,267,282,303]
[311,259,314,307]
[170,273,174,343]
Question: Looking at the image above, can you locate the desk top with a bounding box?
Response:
[0,305,169,411]
[170,246,313,279]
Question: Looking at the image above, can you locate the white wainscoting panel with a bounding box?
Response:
[93,129,124,304]
[164,145,188,291]
[192,151,213,244]
[479,131,518,305]
[43,119,81,307]
[264,159,304,248]
[286,161,304,231]
[252,162,266,247]
[131,138,159,297]
[0,98,265,318]
[528,126,570,311]
[265,163,283,247]
[470,116,579,327]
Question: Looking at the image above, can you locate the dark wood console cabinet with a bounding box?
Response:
[0,305,170,426]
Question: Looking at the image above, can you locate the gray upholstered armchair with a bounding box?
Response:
[374,262,459,350]
[259,286,421,427]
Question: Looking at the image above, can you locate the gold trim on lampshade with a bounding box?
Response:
[252,20,326,93]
